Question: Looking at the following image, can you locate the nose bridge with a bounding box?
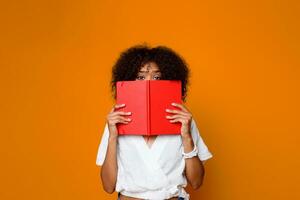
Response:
[145,73,151,80]
[145,71,154,80]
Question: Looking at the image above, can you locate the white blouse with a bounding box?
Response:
[96,118,213,200]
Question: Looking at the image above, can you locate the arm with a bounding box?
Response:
[166,103,205,190]
[100,130,118,193]
[182,134,205,190]
[100,104,132,193]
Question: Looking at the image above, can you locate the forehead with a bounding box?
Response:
[139,62,160,72]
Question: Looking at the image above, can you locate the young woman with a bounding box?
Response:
[96,45,213,200]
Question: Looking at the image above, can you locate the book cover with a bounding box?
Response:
[116,80,182,135]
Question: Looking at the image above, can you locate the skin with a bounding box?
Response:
[100,62,205,200]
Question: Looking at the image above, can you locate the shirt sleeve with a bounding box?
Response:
[96,122,109,166]
[190,118,213,161]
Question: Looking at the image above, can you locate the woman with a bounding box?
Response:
[96,44,213,200]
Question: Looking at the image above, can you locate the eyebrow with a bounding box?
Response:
[139,70,161,73]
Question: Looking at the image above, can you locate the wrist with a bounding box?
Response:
[182,144,198,159]
[181,133,193,141]
[108,135,118,142]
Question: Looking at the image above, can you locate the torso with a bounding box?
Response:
[119,135,180,200]
[143,135,157,148]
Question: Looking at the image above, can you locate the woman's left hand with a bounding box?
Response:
[166,102,193,138]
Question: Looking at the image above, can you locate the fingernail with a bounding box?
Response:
[127,112,131,114]
[171,103,176,105]
[166,109,170,111]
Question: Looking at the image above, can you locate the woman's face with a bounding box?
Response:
[135,62,162,81]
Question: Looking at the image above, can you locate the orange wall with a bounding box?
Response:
[1,0,299,199]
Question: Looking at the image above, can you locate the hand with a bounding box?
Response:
[165,102,193,138]
[106,104,132,138]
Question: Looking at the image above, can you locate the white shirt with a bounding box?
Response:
[96,118,213,200]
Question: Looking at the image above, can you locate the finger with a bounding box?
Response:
[171,103,189,113]
[110,104,126,113]
[110,115,132,122]
[165,108,190,116]
[166,114,186,119]
[167,115,190,122]
[110,111,132,116]
[169,117,187,123]
[168,117,184,123]
[111,118,129,124]
[110,116,131,123]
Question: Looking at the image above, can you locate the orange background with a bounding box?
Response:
[1,0,299,199]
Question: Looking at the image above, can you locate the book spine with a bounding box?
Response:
[147,80,150,135]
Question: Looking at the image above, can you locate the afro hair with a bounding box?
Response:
[110,44,190,102]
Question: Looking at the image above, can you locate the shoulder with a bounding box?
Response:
[95,122,110,166]
[189,118,214,162]
[190,118,200,141]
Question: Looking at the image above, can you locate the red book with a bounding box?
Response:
[116,80,182,135]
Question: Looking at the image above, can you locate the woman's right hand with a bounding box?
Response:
[106,103,132,138]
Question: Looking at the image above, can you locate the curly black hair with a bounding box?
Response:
[110,44,190,102]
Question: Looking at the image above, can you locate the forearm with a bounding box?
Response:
[182,135,205,190]
[100,135,118,193]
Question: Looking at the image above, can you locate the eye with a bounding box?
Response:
[153,75,161,80]
[136,75,145,80]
